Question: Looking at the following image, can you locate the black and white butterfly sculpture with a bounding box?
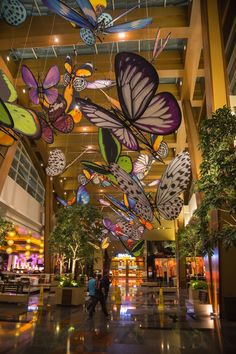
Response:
[76,52,181,160]
[109,151,191,226]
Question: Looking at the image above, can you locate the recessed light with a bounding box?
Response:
[82,127,87,131]
[87,145,92,149]
[63,177,66,180]
[60,179,63,183]
[54,37,59,43]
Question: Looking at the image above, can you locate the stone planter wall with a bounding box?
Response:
[55,287,86,306]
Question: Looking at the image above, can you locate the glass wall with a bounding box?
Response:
[8,142,45,205]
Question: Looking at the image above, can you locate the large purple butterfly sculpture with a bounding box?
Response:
[76,52,181,157]
[22,65,74,144]
[22,65,60,105]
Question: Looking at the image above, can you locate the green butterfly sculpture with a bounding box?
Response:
[81,128,133,185]
[0,70,41,143]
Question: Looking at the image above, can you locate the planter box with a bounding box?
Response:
[55,287,86,306]
[189,288,200,302]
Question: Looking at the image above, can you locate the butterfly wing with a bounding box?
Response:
[76,62,94,77]
[133,92,182,135]
[56,195,68,207]
[156,151,191,220]
[43,65,60,104]
[0,98,14,128]
[133,154,153,176]
[42,0,93,29]
[22,65,38,89]
[46,149,66,176]
[52,114,74,134]
[115,52,158,121]
[44,88,59,105]
[0,70,18,103]
[77,185,90,204]
[105,18,152,33]
[76,98,138,150]
[75,0,97,26]
[43,65,60,89]
[109,163,153,222]
[86,80,114,89]
[38,114,54,144]
[22,65,39,104]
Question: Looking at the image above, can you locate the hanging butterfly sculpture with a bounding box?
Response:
[77,52,181,159]
[63,56,114,124]
[22,65,60,105]
[102,218,145,256]
[42,0,152,46]
[1,0,27,26]
[82,127,133,185]
[56,185,90,207]
[46,149,66,177]
[109,151,191,224]
[0,70,41,147]
[21,64,74,144]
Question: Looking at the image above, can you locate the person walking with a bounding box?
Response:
[88,274,109,319]
[101,271,111,302]
[86,272,97,313]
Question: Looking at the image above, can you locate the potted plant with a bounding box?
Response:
[55,276,86,306]
[189,279,208,301]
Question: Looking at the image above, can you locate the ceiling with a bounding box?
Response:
[0,0,204,239]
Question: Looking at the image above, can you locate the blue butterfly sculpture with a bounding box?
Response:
[42,0,152,46]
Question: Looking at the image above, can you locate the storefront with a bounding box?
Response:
[111,253,144,281]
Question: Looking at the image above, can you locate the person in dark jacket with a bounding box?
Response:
[101,272,111,302]
[88,274,109,319]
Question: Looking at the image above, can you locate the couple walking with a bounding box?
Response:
[87,272,111,319]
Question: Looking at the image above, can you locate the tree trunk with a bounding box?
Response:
[71,258,76,280]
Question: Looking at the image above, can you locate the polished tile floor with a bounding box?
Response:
[0,281,236,354]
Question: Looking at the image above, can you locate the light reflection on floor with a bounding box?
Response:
[0,279,235,353]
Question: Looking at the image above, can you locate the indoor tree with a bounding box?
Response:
[50,204,103,279]
[196,106,236,249]
[177,215,209,275]
[0,217,14,246]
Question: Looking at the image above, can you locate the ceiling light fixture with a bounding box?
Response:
[87,145,92,149]
[54,37,59,43]
[118,32,126,39]
[6,56,10,62]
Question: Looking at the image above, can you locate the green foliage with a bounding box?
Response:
[59,276,82,288]
[198,106,236,214]
[49,204,103,272]
[177,215,210,258]
[0,217,14,246]
[190,280,207,290]
[196,106,236,249]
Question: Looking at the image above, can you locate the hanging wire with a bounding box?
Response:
[14,15,33,86]
[42,14,56,75]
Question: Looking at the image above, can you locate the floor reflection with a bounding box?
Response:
[0,280,235,353]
